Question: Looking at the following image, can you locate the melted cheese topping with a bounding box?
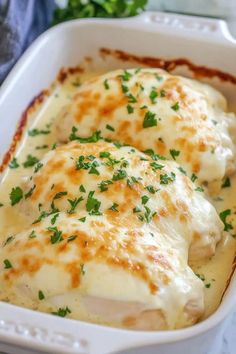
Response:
[1,140,223,329]
[56,69,236,190]
[0,68,235,330]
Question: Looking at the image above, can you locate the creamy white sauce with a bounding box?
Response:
[0,69,235,324]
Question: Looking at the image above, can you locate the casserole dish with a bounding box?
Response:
[0,11,235,354]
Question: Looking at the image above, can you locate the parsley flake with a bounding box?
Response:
[10,186,23,206]
[143,111,157,128]
[171,102,180,111]
[3,259,12,269]
[170,149,180,160]
[38,290,45,300]
[9,157,19,169]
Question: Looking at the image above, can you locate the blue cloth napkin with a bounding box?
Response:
[0,0,55,84]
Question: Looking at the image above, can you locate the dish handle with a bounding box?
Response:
[125,11,236,44]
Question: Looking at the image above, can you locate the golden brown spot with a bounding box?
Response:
[65,262,81,288]
[160,190,177,216]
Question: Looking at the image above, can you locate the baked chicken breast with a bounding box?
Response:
[0,141,223,329]
[56,69,236,189]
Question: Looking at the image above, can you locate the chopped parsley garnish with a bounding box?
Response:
[34,162,43,173]
[78,216,86,223]
[120,70,132,81]
[191,173,198,183]
[106,124,115,132]
[0,203,3,207]
[127,104,134,114]
[47,226,63,244]
[4,259,12,269]
[98,180,113,192]
[205,283,211,288]
[195,186,204,192]
[145,185,157,194]
[25,185,36,199]
[127,93,137,103]
[10,186,23,206]
[69,127,102,143]
[67,196,83,214]
[149,89,158,104]
[79,184,86,193]
[143,111,157,128]
[3,236,14,247]
[29,230,37,239]
[28,128,50,136]
[86,191,101,215]
[80,263,85,275]
[221,177,231,188]
[127,176,140,188]
[133,206,141,213]
[141,195,149,205]
[121,84,129,93]
[160,173,176,185]
[51,191,68,209]
[99,151,110,158]
[138,206,156,223]
[23,155,39,168]
[104,79,109,90]
[76,155,100,175]
[36,145,49,150]
[219,209,233,232]
[51,213,59,225]
[171,102,180,111]
[52,307,71,317]
[150,162,164,172]
[160,89,166,97]
[112,169,127,181]
[38,290,45,300]
[177,166,187,175]
[195,273,205,281]
[169,149,180,160]
[9,157,19,169]
[144,149,166,161]
[67,235,77,242]
[109,203,119,212]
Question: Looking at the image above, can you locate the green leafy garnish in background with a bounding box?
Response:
[53,0,148,25]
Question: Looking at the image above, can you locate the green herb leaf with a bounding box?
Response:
[98,180,113,192]
[171,102,180,111]
[80,263,85,275]
[86,191,101,215]
[9,157,19,169]
[106,124,115,132]
[143,111,157,128]
[10,186,23,206]
[3,259,12,269]
[219,209,233,232]
[23,155,39,168]
[79,184,86,193]
[112,169,127,181]
[191,173,198,183]
[67,235,77,242]
[109,202,119,211]
[47,226,63,244]
[52,306,71,317]
[195,186,204,192]
[149,90,158,104]
[25,185,36,199]
[3,236,15,247]
[69,127,102,143]
[28,128,50,136]
[99,151,111,158]
[67,196,83,214]
[29,230,37,239]
[38,290,45,300]
[169,149,180,160]
[127,104,134,114]
[104,79,110,90]
[141,195,149,205]
[34,162,43,173]
[221,177,231,188]
[78,216,86,223]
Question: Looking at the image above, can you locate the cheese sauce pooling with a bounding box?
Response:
[0,69,235,327]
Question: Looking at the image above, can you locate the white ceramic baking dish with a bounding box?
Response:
[0,11,236,354]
